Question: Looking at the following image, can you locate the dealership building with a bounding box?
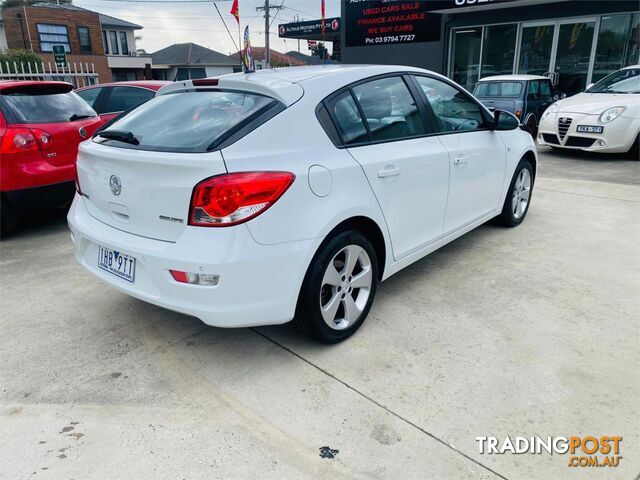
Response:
[279,0,639,96]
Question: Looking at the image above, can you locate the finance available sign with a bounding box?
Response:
[345,1,441,47]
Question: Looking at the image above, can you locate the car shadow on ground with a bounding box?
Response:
[2,206,70,241]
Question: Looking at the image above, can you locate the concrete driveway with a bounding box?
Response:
[1,146,638,480]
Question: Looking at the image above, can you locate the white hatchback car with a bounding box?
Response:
[69,65,537,343]
[538,65,640,157]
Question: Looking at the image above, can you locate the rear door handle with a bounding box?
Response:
[453,155,468,166]
[377,166,401,178]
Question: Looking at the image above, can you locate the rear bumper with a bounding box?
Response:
[3,181,75,214]
[67,195,315,328]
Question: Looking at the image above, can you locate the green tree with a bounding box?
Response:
[0,49,43,73]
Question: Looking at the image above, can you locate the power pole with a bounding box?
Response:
[256,0,283,69]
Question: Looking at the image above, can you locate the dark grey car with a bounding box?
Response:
[473,75,558,136]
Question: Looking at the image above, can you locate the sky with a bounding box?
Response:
[74,0,340,56]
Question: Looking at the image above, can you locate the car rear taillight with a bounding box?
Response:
[189,171,295,227]
[1,128,53,154]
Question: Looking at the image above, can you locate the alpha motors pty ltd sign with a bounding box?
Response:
[345,0,441,47]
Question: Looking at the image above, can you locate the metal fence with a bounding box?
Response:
[0,61,99,88]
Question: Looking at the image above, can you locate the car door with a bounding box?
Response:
[326,76,450,260]
[412,75,506,233]
[537,80,554,123]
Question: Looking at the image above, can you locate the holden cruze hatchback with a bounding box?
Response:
[69,65,537,343]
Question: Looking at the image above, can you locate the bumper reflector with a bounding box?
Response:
[170,270,220,286]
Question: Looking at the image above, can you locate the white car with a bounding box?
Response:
[68,65,537,343]
[538,65,640,157]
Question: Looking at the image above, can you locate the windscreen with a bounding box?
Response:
[474,82,523,98]
[1,89,96,124]
[97,90,278,153]
[587,68,640,94]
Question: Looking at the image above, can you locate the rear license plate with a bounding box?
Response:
[98,245,136,283]
[577,125,603,134]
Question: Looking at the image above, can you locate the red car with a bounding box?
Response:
[76,81,170,124]
[0,81,102,236]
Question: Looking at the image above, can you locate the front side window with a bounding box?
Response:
[109,31,119,55]
[327,91,368,145]
[527,81,540,100]
[37,24,70,52]
[103,87,155,113]
[540,81,553,99]
[352,76,425,142]
[78,26,92,53]
[119,32,129,55]
[97,91,279,153]
[415,76,484,133]
[474,81,523,98]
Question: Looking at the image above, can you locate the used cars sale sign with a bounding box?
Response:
[345,0,441,47]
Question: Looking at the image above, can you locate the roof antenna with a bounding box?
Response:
[213,2,252,73]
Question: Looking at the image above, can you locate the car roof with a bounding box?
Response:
[479,74,549,82]
[0,80,73,91]
[158,64,447,106]
[76,80,171,91]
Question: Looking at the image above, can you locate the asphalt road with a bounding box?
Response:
[0,146,638,479]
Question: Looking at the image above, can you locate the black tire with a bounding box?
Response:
[525,116,538,138]
[294,230,378,343]
[494,158,534,227]
[0,196,17,238]
[627,133,639,160]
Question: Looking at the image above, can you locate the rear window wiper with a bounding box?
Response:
[96,130,140,145]
[70,113,95,121]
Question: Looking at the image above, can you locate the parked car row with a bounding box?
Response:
[1,80,167,236]
[472,66,640,157]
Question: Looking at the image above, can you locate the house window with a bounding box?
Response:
[77,26,92,54]
[120,32,129,55]
[102,30,109,54]
[37,24,71,53]
[109,31,119,55]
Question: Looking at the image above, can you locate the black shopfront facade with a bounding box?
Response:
[340,0,639,96]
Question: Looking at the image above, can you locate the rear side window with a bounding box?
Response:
[327,91,368,145]
[77,87,102,108]
[103,86,155,113]
[474,81,523,98]
[352,76,425,142]
[0,88,96,124]
[97,90,279,153]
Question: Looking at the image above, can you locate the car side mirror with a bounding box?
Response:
[560,93,567,99]
[552,94,560,101]
[492,109,520,131]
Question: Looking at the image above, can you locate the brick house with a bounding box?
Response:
[0,2,151,83]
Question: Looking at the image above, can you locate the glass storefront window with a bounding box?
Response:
[518,24,555,76]
[481,24,517,78]
[593,13,640,82]
[451,28,482,91]
[554,21,596,96]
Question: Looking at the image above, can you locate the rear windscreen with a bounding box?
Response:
[474,82,523,98]
[96,91,279,153]
[1,90,97,124]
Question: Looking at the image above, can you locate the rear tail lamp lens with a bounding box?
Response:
[1,128,52,154]
[189,171,295,227]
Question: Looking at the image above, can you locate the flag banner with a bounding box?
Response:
[243,25,253,70]
[230,0,240,24]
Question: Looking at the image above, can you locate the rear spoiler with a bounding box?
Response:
[1,81,73,95]
[156,76,304,107]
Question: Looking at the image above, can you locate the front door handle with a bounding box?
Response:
[377,166,401,178]
[453,155,468,166]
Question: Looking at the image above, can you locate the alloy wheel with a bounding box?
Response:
[512,168,532,219]
[319,244,373,330]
